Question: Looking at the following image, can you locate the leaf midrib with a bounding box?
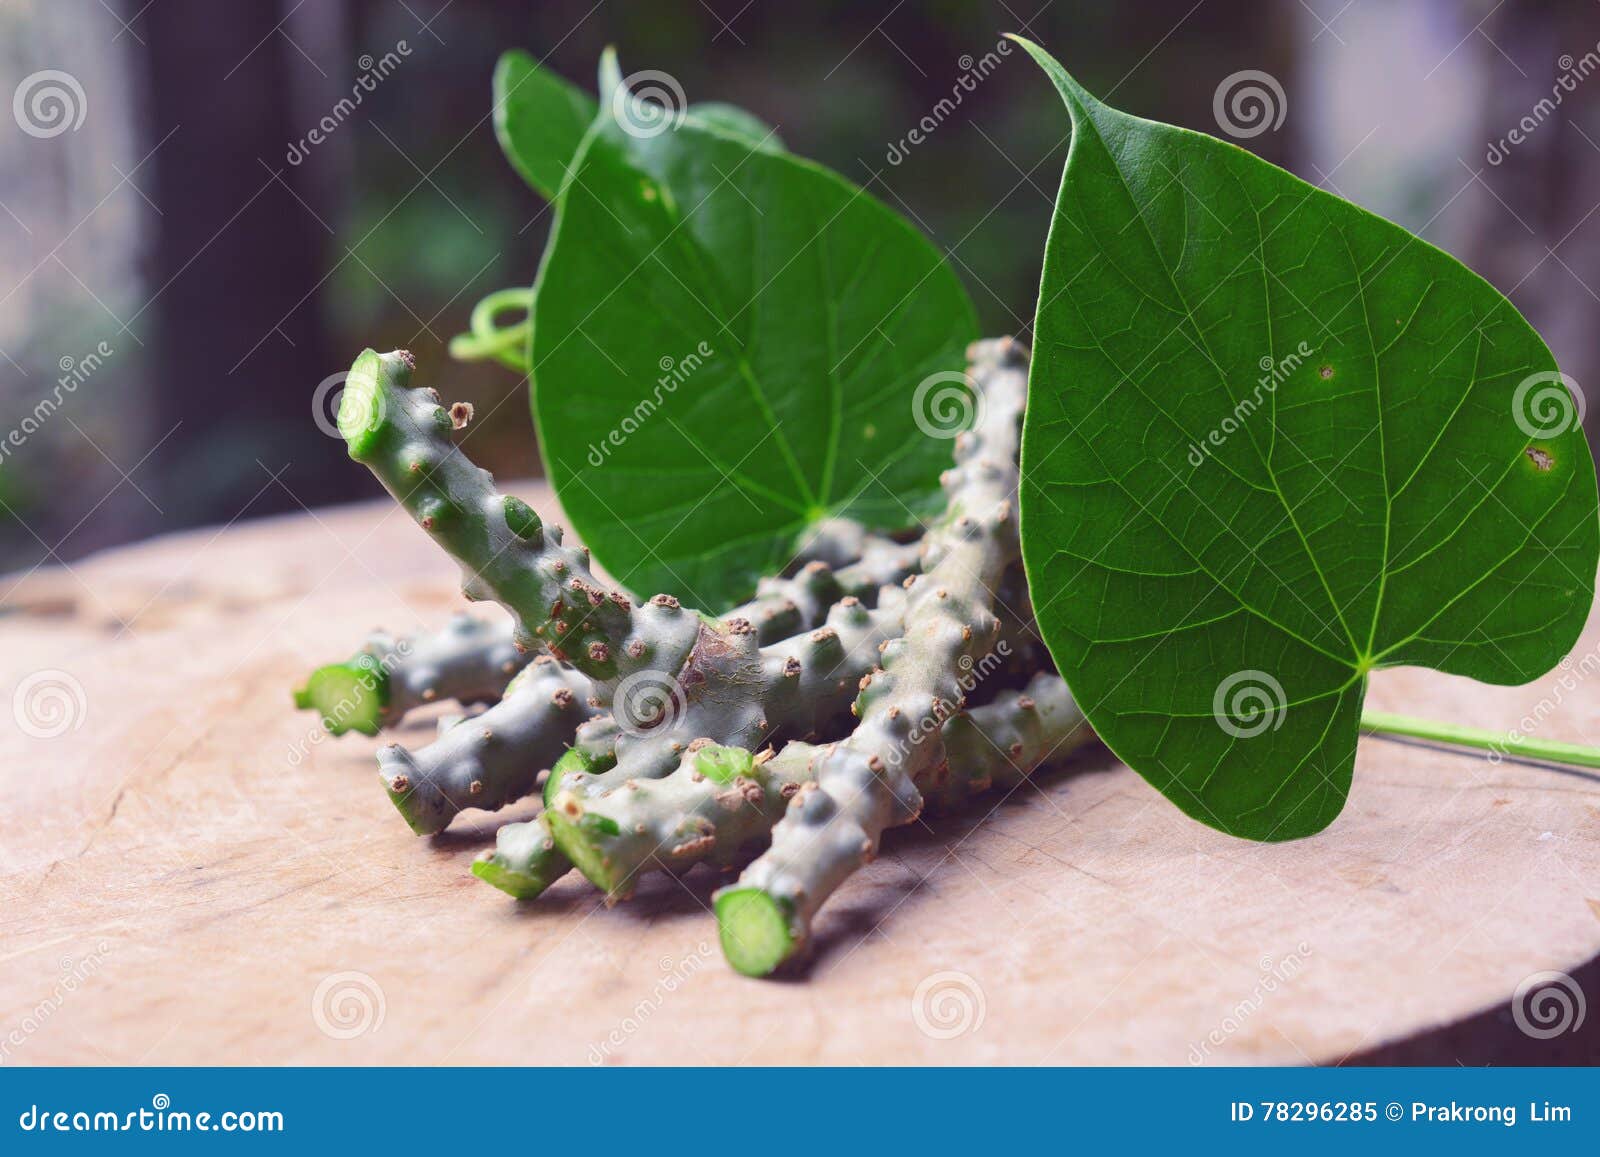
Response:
[1076,98,1385,671]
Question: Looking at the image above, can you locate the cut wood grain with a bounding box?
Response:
[2,488,1596,1064]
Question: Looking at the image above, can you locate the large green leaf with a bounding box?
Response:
[530,70,978,609]
[1014,38,1599,840]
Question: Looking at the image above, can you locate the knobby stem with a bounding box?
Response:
[1359,710,1600,770]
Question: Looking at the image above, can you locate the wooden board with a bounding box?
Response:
[2,487,1597,1065]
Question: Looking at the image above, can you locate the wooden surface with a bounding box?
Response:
[2,486,1598,1066]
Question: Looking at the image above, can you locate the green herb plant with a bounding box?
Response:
[302,39,1600,978]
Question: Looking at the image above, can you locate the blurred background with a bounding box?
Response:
[1,0,1597,570]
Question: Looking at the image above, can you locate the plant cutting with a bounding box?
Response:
[300,37,1600,977]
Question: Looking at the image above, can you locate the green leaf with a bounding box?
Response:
[530,67,978,610]
[461,53,786,374]
[684,102,786,154]
[493,50,785,202]
[493,50,598,201]
[1013,38,1599,841]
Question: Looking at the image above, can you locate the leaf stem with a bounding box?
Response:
[1359,710,1600,770]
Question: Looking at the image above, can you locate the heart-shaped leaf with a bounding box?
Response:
[1014,38,1599,840]
[530,66,977,609]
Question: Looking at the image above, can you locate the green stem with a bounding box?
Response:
[448,287,532,371]
[1359,710,1600,770]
